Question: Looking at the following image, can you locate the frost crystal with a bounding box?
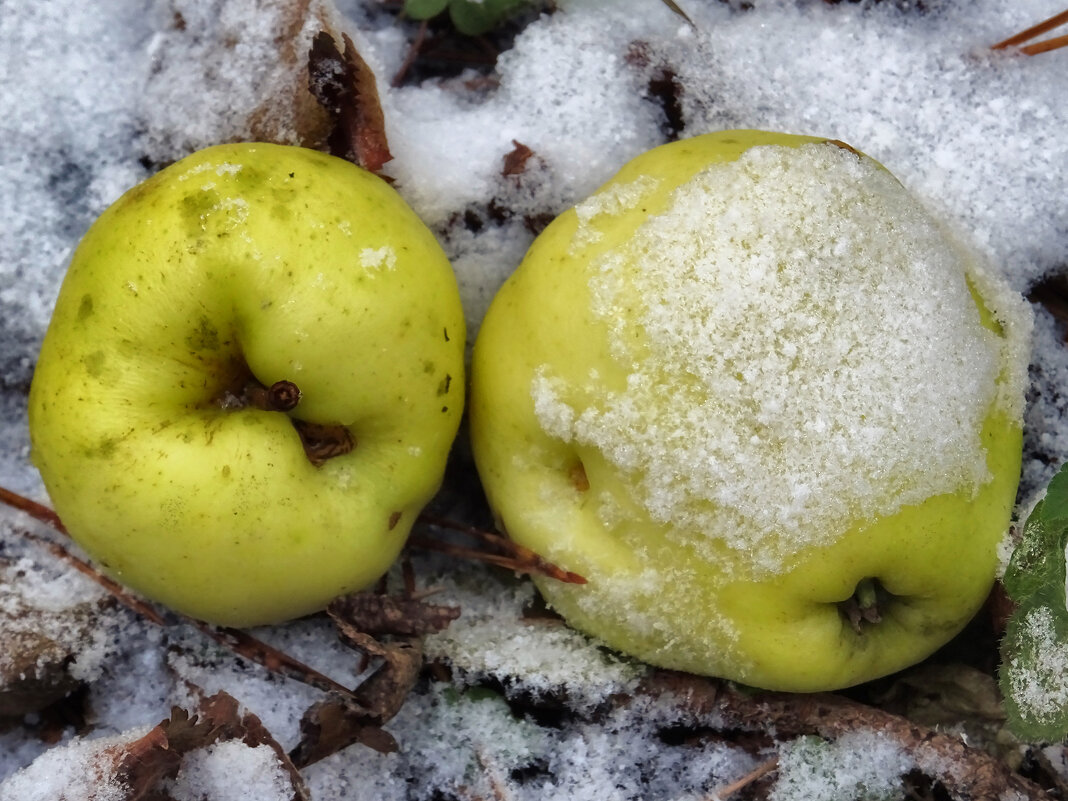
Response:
[771,730,912,801]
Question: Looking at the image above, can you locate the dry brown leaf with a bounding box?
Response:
[291,595,442,767]
[328,590,461,637]
[501,140,535,177]
[291,692,399,768]
[112,691,311,801]
[0,567,100,717]
[195,692,310,800]
[337,631,424,724]
[308,31,394,172]
[114,711,199,798]
[645,671,1052,801]
[244,0,337,147]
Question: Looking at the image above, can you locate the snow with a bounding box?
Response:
[0,728,146,801]
[0,553,113,685]
[166,742,295,801]
[771,730,914,801]
[420,567,645,708]
[1,0,1067,797]
[533,140,1029,571]
[1005,605,1068,727]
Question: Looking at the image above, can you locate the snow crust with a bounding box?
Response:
[421,569,645,707]
[534,142,1029,569]
[0,728,147,801]
[2,0,1067,796]
[166,742,294,801]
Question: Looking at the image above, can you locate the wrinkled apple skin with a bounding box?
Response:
[29,143,465,626]
[469,130,1025,692]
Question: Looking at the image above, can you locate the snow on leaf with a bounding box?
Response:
[1000,461,1068,741]
[770,731,911,801]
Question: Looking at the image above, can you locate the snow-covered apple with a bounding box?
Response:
[29,143,466,626]
[469,130,1031,692]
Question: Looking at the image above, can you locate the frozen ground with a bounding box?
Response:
[0,0,1066,798]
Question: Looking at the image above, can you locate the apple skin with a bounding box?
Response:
[469,130,1028,692]
[29,143,465,627]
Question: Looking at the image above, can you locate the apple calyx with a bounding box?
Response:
[839,577,893,634]
[221,376,356,467]
[294,421,357,467]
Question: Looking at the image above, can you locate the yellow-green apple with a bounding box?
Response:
[29,143,465,626]
[469,130,1031,692]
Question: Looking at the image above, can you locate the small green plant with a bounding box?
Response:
[403,0,534,36]
[1000,463,1068,740]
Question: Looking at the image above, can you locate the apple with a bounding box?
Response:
[469,130,1031,692]
[28,142,466,627]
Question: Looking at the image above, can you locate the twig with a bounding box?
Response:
[192,622,359,699]
[392,18,429,87]
[0,485,67,532]
[1019,34,1068,56]
[992,8,1068,55]
[476,747,513,801]
[708,757,779,800]
[13,525,168,626]
[659,0,696,30]
[0,484,364,701]
[645,671,1053,801]
[414,512,587,584]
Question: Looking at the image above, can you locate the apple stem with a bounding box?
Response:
[267,380,302,411]
[239,378,302,412]
[228,377,357,466]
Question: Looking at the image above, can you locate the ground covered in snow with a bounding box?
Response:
[1,0,1066,798]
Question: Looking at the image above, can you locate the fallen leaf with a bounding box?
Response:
[308,31,394,172]
[501,140,535,176]
[328,590,461,637]
[112,691,310,801]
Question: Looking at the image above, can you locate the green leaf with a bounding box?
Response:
[1002,505,1068,611]
[999,461,1068,740]
[449,0,529,36]
[1001,605,1068,742]
[1041,464,1068,526]
[404,0,451,21]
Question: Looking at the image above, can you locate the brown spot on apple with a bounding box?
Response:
[568,461,590,493]
[77,294,94,321]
